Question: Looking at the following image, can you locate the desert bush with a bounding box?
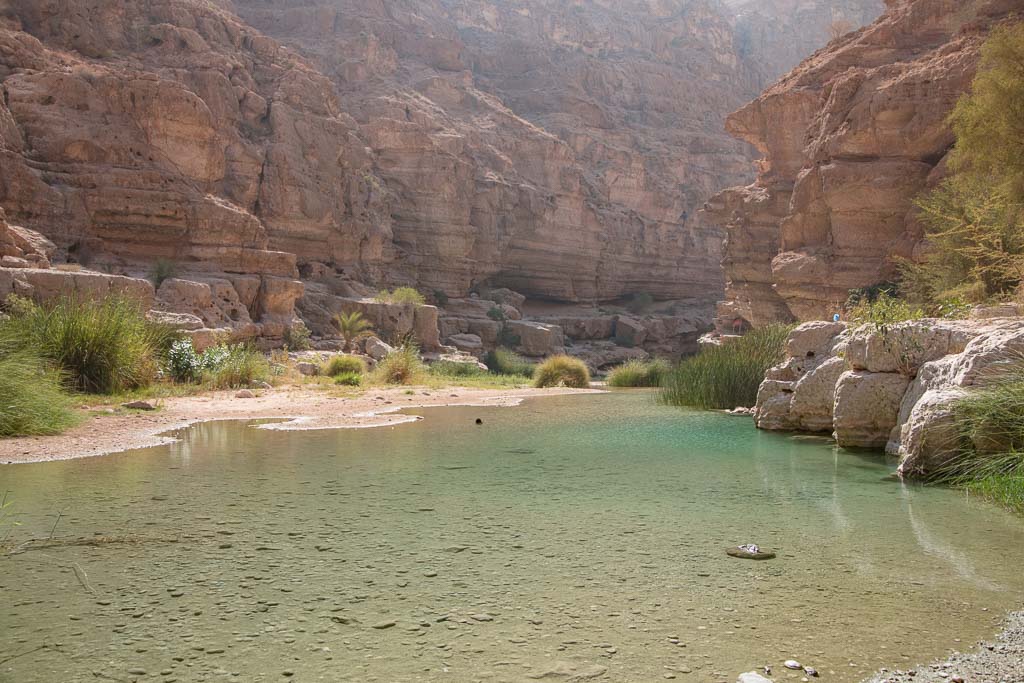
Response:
[333,372,363,387]
[847,292,925,331]
[373,344,426,385]
[484,348,535,377]
[166,338,203,382]
[324,354,366,377]
[607,358,671,388]
[0,294,175,394]
[376,287,426,305]
[660,324,792,410]
[0,344,78,437]
[200,344,270,389]
[533,355,591,389]
[487,306,506,322]
[625,292,654,314]
[334,311,373,352]
[148,258,177,289]
[283,321,312,351]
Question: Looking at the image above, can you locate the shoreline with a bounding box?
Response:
[0,385,601,465]
[864,610,1024,683]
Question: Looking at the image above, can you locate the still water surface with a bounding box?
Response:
[2,392,1024,682]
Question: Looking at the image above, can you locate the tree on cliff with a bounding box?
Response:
[904,21,1024,305]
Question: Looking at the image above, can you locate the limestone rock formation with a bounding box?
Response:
[755,314,1024,477]
[708,0,1020,328]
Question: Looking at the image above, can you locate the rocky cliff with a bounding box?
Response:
[0,0,882,354]
[708,0,1020,330]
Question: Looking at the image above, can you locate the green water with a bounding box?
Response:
[2,392,1023,683]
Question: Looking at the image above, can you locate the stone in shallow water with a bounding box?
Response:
[726,545,776,560]
[738,673,773,683]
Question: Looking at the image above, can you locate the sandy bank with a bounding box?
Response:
[0,386,600,464]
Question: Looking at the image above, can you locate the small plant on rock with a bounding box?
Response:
[533,355,591,389]
[334,311,374,353]
[148,259,177,289]
[376,287,426,306]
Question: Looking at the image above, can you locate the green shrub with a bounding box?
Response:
[373,345,425,385]
[376,287,426,305]
[846,292,925,331]
[324,354,366,377]
[432,290,449,306]
[533,355,591,389]
[0,345,78,437]
[0,294,175,394]
[625,292,654,314]
[607,358,671,388]
[487,306,506,322]
[334,311,373,352]
[333,372,363,387]
[283,321,312,351]
[166,338,202,382]
[148,259,177,289]
[485,348,535,377]
[201,344,270,389]
[660,324,792,410]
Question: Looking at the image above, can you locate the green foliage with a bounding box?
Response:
[372,344,426,385]
[376,287,426,306]
[148,258,177,289]
[948,21,1024,195]
[333,371,363,387]
[324,354,366,377]
[484,348,535,378]
[487,306,506,322]
[166,338,203,382]
[660,324,792,410]
[283,321,312,351]
[0,343,78,437]
[334,311,374,352]
[432,290,449,306]
[533,355,591,389]
[0,294,175,394]
[902,23,1024,306]
[497,325,521,348]
[607,358,671,388]
[847,292,926,331]
[200,344,270,390]
[929,361,1024,514]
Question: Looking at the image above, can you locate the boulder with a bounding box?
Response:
[448,333,484,354]
[364,336,395,361]
[833,371,911,449]
[844,320,977,376]
[789,356,848,433]
[754,380,796,431]
[0,267,154,309]
[785,321,846,360]
[614,316,647,348]
[296,362,320,376]
[506,321,564,357]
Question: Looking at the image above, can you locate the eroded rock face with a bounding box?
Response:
[708,0,1019,328]
[756,317,1024,477]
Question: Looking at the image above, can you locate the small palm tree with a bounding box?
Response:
[334,311,373,352]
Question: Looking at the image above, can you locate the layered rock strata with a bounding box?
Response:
[708,0,1020,329]
[755,313,1024,477]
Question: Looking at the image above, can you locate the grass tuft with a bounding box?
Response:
[0,344,79,437]
[484,348,535,378]
[660,324,792,410]
[533,355,591,389]
[324,355,367,377]
[607,358,670,388]
[376,287,426,306]
[201,344,271,390]
[372,345,426,385]
[0,294,177,394]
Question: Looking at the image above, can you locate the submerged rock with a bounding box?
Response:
[738,672,773,683]
[726,545,776,560]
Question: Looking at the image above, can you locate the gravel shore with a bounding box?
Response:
[865,611,1024,683]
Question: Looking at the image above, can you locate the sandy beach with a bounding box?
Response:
[0,385,600,465]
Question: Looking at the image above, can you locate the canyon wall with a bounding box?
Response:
[0,0,880,310]
[709,0,1021,330]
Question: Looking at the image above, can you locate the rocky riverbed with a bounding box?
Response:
[864,611,1024,683]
